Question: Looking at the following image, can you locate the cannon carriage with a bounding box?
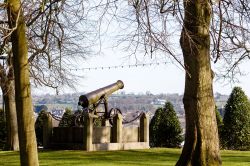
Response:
[75,80,124,126]
[43,80,150,151]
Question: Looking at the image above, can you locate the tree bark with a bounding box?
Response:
[176,0,221,165]
[7,0,39,165]
[0,59,19,151]
[3,79,19,151]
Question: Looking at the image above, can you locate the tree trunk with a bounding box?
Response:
[0,59,19,151]
[176,1,221,166]
[7,0,39,165]
[3,79,19,151]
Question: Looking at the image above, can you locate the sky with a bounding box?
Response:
[31,29,250,97]
[77,55,185,95]
[33,1,250,97]
[76,54,250,96]
[33,47,250,97]
[64,3,250,97]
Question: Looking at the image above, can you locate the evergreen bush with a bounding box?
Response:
[149,102,183,147]
[35,110,47,146]
[59,108,74,127]
[221,87,250,150]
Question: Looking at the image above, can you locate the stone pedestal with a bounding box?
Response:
[83,113,93,151]
[140,112,149,142]
[112,113,123,143]
[43,113,53,149]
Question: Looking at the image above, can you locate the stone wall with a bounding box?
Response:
[53,127,84,143]
[43,112,149,151]
[93,127,111,143]
[122,126,139,142]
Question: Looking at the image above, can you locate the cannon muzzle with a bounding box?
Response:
[78,80,124,108]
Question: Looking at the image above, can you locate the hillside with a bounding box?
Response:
[31,92,229,129]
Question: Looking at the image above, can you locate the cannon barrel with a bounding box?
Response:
[78,80,124,108]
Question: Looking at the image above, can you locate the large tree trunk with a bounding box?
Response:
[176,1,221,166]
[7,0,39,165]
[3,79,19,151]
[0,59,19,151]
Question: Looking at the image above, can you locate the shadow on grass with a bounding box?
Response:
[221,150,250,164]
[38,148,181,166]
[1,148,249,166]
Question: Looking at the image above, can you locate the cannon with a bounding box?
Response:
[78,80,124,108]
[76,80,124,126]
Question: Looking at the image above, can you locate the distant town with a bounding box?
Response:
[4,92,225,129]
[0,91,229,129]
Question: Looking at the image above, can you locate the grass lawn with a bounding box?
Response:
[0,148,249,166]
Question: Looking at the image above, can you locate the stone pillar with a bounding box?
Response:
[43,112,53,149]
[83,112,93,151]
[112,113,123,143]
[140,112,149,142]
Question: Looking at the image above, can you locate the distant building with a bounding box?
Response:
[51,109,65,117]
[151,99,166,105]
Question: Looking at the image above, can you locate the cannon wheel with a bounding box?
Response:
[108,108,122,126]
[74,113,84,127]
[74,108,96,127]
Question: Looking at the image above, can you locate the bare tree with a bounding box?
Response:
[0,52,19,151]
[176,1,221,165]
[1,0,95,92]
[88,0,250,165]
[0,0,95,151]
[1,0,96,164]
[0,4,19,151]
[211,0,250,81]
[7,0,39,165]
[25,0,94,90]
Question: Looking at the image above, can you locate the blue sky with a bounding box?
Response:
[32,34,250,97]
[33,1,250,97]
[34,45,250,97]
[75,54,250,97]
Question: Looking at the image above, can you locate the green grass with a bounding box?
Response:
[0,148,249,166]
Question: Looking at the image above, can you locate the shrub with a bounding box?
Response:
[59,108,74,127]
[35,110,47,146]
[221,87,250,150]
[150,102,183,147]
